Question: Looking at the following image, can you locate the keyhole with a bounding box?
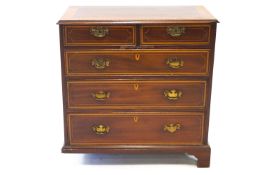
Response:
[134,84,139,91]
[135,54,140,61]
[134,116,139,123]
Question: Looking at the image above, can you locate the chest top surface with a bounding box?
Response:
[58,6,217,24]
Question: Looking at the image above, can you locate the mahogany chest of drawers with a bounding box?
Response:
[58,6,218,167]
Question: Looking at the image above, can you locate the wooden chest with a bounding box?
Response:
[58,6,218,167]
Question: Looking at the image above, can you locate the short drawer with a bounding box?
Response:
[141,24,210,45]
[64,25,135,46]
[65,50,209,76]
[68,112,204,145]
[67,80,206,109]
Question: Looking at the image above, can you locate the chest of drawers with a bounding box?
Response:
[58,6,218,167]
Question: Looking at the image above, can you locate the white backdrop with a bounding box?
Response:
[0,0,262,174]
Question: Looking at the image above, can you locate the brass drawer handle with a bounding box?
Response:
[92,124,110,135]
[90,26,109,38]
[92,91,110,100]
[166,58,184,69]
[92,58,110,69]
[164,89,182,100]
[167,26,185,37]
[164,123,181,133]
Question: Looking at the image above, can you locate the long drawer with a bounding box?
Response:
[67,80,206,109]
[65,50,210,76]
[68,112,204,145]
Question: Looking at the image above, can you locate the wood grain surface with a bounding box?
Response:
[58,6,217,24]
[58,6,218,167]
[67,80,206,109]
[65,49,210,76]
[68,113,204,145]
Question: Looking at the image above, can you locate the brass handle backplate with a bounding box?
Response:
[92,58,110,69]
[92,91,110,100]
[167,26,185,37]
[164,123,181,133]
[164,89,182,100]
[92,124,110,135]
[166,58,184,69]
[90,26,109,38]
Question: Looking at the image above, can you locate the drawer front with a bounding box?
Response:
[64,26,135,46]
[65,50,209,76]
[141,25,210,45]
[68,113,204,145]
[67,81,206,109]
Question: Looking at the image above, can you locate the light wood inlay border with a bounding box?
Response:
[64,49,210,76]
[64,25,136,46]
[141,24,211,45]
[66,80,207,109]
[67,112,205,145]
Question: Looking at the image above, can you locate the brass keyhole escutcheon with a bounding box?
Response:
[135,54,140,61]
[133,116,139,123]
[134,84,139,91]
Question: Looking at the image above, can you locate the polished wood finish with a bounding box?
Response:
[141,25,210,45]
[64,25,135,46]
[68,113,204,145]
[65,49,210,76]
[58,6,217,24]
[58,6,217,168]
[67,80,206,109]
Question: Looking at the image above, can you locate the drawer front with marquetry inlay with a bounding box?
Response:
[64,25,136,46]
[67,80,206,109]
[65,50,210,76]
[141,24,211,45]
[68,112,204,145]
